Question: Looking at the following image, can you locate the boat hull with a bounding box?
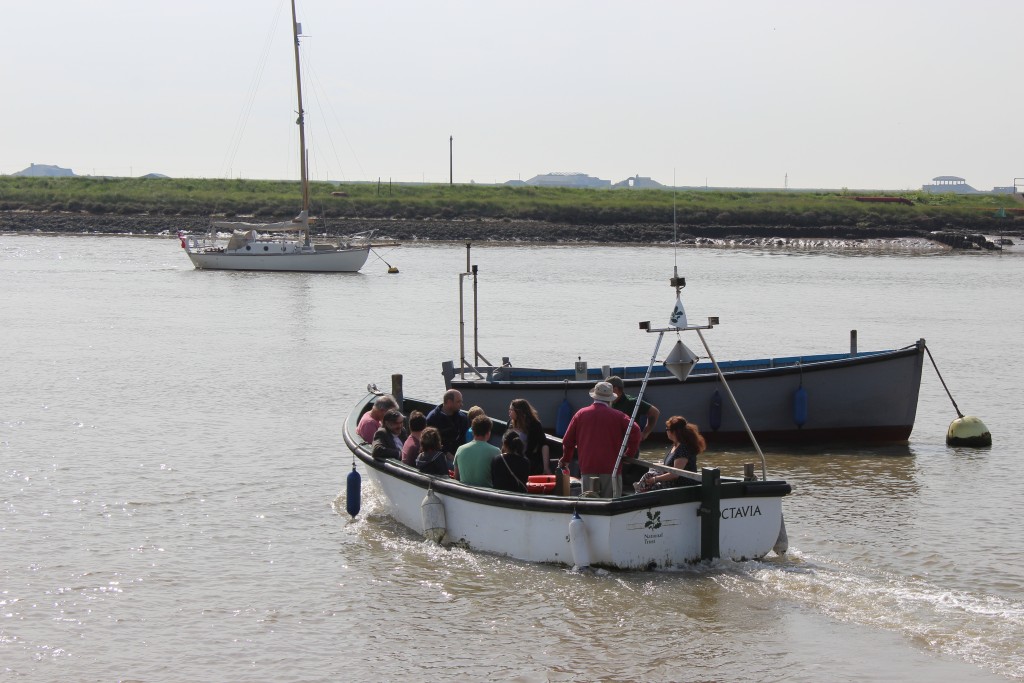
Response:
[186,246,369,273]
[443,340,926,445]
[344,395,790,569]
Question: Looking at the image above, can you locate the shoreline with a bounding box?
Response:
[0,211,1011,250]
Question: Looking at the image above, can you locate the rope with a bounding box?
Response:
[924,343,964,419]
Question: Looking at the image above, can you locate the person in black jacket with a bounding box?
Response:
[372,409,407,460]
[491,431,530,493]
[508,398,550,475]
[415,427,451,477]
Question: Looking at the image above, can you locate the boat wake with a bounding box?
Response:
[740,549,1024,680]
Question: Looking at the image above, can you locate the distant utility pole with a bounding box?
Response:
[449,135,453,186]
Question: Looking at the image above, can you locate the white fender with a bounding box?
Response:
[420,488,446,543]
[568,510,590,569]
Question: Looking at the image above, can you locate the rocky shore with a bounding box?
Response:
[0,211,1009,250]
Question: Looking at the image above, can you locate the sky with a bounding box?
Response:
[3,0,1022,191]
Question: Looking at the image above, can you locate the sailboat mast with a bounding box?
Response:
[290,0,311,244]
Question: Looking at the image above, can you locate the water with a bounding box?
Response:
[2,234,1022,681]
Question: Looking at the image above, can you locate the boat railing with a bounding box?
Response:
[479,347,896,384]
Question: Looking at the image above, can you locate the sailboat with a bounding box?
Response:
[180,0,371,273]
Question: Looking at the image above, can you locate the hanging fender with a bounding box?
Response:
[708,390,723,432]
[345,464,361,518]
[793,386,808,428]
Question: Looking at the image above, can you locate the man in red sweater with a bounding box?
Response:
[557,381,642,498]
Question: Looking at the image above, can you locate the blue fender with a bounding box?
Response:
[346,465,362,518]
[709,390,723,432]
[793,386,808,428]
[556,398,574,437]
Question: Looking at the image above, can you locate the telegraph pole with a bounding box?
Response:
[449,135,453,186]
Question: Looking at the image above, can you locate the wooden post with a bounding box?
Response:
[391,374,404,414]
[699,467,721,561]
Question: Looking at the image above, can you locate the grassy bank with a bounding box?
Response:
[1,176,1021,233]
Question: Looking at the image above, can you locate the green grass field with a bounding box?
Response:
[1,176,1019,231]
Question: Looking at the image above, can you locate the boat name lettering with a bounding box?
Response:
[720,504,762,520]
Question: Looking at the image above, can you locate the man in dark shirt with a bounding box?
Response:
[426,389,469,457]
[606,376,660,440]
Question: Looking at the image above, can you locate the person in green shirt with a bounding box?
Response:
[454,415,500,487]
[606,375,661,441]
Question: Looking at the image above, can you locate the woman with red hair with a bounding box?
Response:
[637,416,706,491]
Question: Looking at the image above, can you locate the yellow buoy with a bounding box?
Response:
[946,415,992,447]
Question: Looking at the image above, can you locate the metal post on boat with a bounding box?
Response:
[472,263,481,370]
[698,468,721,561]
[850,329,858,356]
[611,330,665,497]
[695,328,769,481]
[457,243,492,380]
[458,243,469,379]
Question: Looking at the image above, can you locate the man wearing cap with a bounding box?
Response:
[606,376,661,441]
[556,381,642,498]
[371,408,408,460]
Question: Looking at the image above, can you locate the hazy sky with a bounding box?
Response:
[3,0,1021,190]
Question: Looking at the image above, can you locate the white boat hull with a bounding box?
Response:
[186,246,369,273]
[346,394,790,569]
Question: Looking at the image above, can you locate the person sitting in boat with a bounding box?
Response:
[606,376,661,441]
[415,427,451,477]
[401,410,427,466]
[426,389,470,457]
[371,409,408,460]
[556,381,642,498]
[464,405,486,443]
[635,416,706,493]
[491,431,530,493]
[508,398,551,476]
[358,394,398,443]
[453,415,499,487]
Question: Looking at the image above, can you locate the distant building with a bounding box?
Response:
[921,175,1014,195]
[13,163,75,177]
[612,174,668,189]
[525,172,611,189]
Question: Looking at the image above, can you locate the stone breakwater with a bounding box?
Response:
[0,212,1005,250]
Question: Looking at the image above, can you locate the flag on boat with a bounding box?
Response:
[669,296,688,329]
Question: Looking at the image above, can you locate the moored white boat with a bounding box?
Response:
[178,0,371,274]
[343,394,791,569]
[180,220,370,273]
